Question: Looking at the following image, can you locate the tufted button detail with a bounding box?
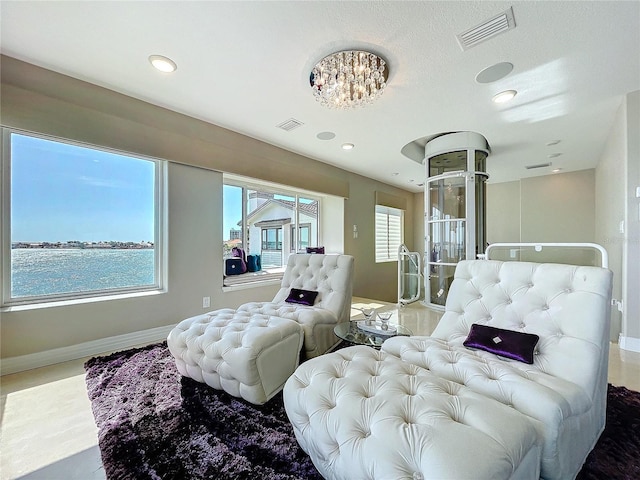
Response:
[542,305,549,310]
[520,323,526,328]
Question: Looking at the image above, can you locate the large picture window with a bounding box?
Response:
[222,179,320,283]
[375,205,404,263]
[1,130,164,305]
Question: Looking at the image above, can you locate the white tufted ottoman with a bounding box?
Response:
[284,346,542,480]
[167,308,303,405]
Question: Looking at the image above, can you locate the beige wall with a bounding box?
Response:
[624,90,640,343]
[486,181,520,244]
[0,56,414,359]
[343,182,417,303]
[487,170,597,266]
[486,168,640,340]
[520,170,595,243]
[595,99,627,341]
[596,90,640,346]
[488,170,595,241]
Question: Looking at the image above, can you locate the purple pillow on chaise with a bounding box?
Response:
[285,288,318,306]
[306,247,325,254]
[463,323,540,364]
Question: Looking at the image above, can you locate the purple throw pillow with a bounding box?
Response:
[463,324,540,364]
[306,247,325,254]
[285,288,318,306]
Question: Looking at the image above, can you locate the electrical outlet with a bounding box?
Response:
[202,296,210,308]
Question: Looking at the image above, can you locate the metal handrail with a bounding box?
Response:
[483,242,609,269]
[398,244,422,305]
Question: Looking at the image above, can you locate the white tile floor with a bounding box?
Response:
[2,299,639,480]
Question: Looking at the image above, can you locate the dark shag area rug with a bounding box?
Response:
[85,342,640,480]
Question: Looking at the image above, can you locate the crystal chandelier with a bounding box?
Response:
[310,50,388,109]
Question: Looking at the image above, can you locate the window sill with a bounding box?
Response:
[1,288,166,312]
[222,270,284,292]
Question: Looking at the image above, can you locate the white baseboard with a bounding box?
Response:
[1,325,174,376]
[619,334,640,353]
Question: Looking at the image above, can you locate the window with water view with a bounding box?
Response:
[2,131,162,304]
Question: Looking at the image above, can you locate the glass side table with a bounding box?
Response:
[334,318,412,349]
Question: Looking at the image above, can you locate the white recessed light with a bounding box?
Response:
[492,90,517,104]
[552,168,563,173]
[149,55,177,73]
[342,143,354,150]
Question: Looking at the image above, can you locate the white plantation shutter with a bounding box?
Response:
[375,205,404,262]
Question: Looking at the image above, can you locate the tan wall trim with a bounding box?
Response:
[0,55,349,198]
[375,190,408,210]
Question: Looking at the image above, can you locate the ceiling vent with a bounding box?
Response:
[276,118,304,131]
[525,162,552,170]
[457,7,516,51]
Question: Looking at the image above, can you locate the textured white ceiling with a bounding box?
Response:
[1,1,639,192]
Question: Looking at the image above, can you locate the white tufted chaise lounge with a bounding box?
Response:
[284,259,613,479]
[237,253,355,359]
[168,310,303,405]
[168,254,354,405]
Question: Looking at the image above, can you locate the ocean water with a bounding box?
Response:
[10,248,155,298]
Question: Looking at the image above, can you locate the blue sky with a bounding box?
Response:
[223,185,242,240]
[11,133,155,242]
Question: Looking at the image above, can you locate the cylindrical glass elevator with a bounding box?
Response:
[424,132,489,309]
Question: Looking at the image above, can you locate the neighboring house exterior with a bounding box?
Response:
[226,192,318,269]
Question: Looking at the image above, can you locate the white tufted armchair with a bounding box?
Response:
[284,259,613,480]
[237,253,354,359]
